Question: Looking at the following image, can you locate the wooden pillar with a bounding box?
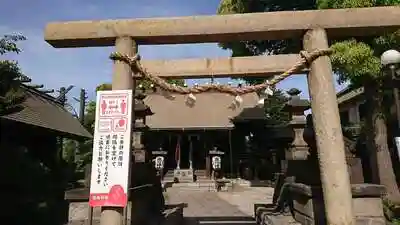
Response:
[228,130,234,178]
[303,28,355,225]
[100,36,136,225]
[189,135,193,169]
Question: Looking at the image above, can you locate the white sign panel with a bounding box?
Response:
[89,90,133,207]
[154,156,165,169]
[212,156,221,169]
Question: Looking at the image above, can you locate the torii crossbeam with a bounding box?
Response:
[44,6,400,225]
[140,54,305,79]
[45,6,399,47]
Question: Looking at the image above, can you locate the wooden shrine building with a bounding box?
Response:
[143,91,261,179]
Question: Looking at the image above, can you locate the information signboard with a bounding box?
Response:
[89,90,133,207]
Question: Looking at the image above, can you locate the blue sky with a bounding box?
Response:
[0,0,347,110]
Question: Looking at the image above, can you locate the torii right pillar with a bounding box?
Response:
[303,28,355,225]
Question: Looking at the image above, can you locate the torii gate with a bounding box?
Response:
[44,6,400,225]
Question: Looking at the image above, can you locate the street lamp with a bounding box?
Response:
[381,50,400,67]
[381,49,400,126]
[381,49,400,159]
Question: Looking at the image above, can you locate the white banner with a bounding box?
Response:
[89,90,133,207]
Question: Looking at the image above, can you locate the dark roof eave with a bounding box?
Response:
[59,131,93,140]
[1,117,93,140]
[148,126,234,131]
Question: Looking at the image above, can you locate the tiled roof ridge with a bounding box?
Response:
[20,84,63,106]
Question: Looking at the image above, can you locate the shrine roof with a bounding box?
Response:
[231,107,266,122]
[1,85,92,140]
[144,92,259,130]
[337,87,364,105]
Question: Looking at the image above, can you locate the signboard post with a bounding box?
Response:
[89,90,133,208]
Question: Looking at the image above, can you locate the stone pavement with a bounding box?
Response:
[217,187,275,217]
[165,186,275,225]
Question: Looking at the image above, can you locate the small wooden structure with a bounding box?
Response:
[1,85,92,139]
[0,85,92,225]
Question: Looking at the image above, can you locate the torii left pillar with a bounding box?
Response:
[100,36,137,225]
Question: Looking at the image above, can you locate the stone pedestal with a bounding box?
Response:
[68,202,125,225]
[174,169,194,182]
[288,183,385,225]
[67,202,183,225]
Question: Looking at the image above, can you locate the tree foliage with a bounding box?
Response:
[0,34,26,54]
[264,88,290,126]
[217,0,316,84]
[0,34,28,115]
[325,0,400,87]
[217,0,400,84]
[330,40,381,86]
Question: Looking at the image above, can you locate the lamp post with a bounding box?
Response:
[381,49,400,160]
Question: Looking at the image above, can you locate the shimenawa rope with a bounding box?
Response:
[109,49,333,96]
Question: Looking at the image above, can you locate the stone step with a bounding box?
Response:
[165,170,208,175]
[164,170,209,178]
[171,182,215,187]
[165,170,175,177]
[196,177,211,181]
[195,169,207,175]
[163,176,210,181]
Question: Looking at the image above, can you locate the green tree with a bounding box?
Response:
[217,0,400,201]
[0,34,28,115]
[217,0,316,85]
[69,100,96,174]
[264,88,290,126]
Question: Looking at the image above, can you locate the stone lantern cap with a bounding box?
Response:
[134,92,154,117]
[283,88,310,112]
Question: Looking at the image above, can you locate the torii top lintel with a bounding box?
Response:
[44,6,400,48]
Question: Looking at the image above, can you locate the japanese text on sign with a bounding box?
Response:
[89,90,133,208]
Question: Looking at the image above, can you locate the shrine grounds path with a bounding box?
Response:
[165,186,275,225]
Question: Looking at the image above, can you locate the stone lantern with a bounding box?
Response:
[132,89,153,163]
[282,88,310,161]
[280,88,319,185]
[274,89,386,225]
